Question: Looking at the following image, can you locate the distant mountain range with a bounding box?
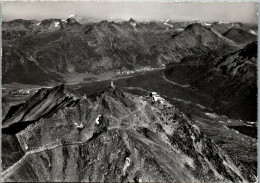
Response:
[2,18,257,84]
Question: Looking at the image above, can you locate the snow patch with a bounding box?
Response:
[122,157,131,175]
[205,112,218,119]
[219,21,231,24]
[232,129,239,134]
[193,21,212,26]
[54,22,60,27]
[74,123,83,129]
[203,22,212,26]
[130,22,136,28]
[176,28,185,32]
[249,30,257,35]
[130,22,137,31]
[192,124,200,132]
[24,143,28,150]
[163,20,173,28]
[191,134,196,141]
[223,125,229,129]
[95,115,102,125]
[11,89,30,95]
[82,94,87,99]
[184,155,195,169]
[246,121,256,125]
[227,120,232,123]
[196,104,206,109]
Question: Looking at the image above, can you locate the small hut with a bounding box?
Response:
[150,92,161,102]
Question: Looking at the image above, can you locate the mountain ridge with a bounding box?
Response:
[2,84,247,182]
[223,27,256,45]
[165,41,257,121]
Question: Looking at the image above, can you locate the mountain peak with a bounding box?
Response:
[129,18,136,23]
[51,84,79,98]
[223,27,256,44]
[66,17,78,24]
[185,23,208,32]
[39,19,61,26]
[224,27,248,35]
[2,84,80,129]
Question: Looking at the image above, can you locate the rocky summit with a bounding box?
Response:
[2,85,247,182]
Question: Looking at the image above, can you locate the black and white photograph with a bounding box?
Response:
[1,1,258,182]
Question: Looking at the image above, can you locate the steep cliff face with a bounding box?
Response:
[2,84,80,129]
[2,85,246,182]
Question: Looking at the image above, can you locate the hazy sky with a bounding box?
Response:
[2,1,258,24]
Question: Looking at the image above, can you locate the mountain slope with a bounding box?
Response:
[2,19,38,40]
[2,19,170,84]
[165,41,257,121]
[2,20,241,85]
[2,85,79,129]
[152,23,237,63]
[2,85,246,182]
[223,27,257,45]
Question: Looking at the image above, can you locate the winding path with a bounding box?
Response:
[161,72,190,88]
[2,101,148,181]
